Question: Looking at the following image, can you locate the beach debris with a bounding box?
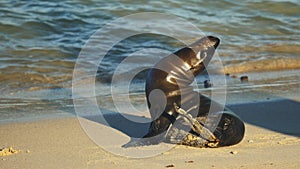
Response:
[240,76,248,82]
[225,73,230,76]
[231,75,237,78]
[248,140,254,143]
[204,80,213,88]
[26,150,31,153]
[162,151,170,155]
[0,146,20,156]
[185,160,194,163]
[230,150,238,155]
[165,164,175,168]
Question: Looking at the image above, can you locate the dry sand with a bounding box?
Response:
[0,99,299,169]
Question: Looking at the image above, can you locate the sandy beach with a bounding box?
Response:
[1,0,300,169]
[1,98,299,169]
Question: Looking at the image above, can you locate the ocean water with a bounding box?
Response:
[0,0,299,122]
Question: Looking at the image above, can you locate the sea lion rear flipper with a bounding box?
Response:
[212,111,245,146]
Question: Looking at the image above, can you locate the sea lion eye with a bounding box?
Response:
[196,51,207,60]
[200,51,207,59]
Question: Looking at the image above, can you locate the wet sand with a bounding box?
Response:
[0,98,300,169]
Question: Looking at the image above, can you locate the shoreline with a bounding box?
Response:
[0,96,298,124]
[1,98,300,169]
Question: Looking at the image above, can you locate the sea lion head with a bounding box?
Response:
[188,36,220,75]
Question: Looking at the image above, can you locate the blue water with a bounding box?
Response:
[0,0,299,121]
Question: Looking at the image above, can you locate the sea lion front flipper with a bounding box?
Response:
[122,138,146,148]
[123,116,171,148]
[122,136,161,148]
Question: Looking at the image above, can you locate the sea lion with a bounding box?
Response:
[123,36,245,148]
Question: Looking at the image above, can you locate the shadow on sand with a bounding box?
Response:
[229,99,300,137]
[82,98,300,139]
[84,112,151,138]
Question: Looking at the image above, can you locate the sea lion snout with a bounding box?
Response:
[207,36,220,49]
[190,36,220,50]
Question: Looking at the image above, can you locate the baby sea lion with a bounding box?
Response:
[123,36,245,148]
